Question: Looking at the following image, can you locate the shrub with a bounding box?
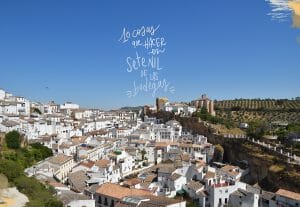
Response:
[114,150,122,155]
[0,159,23,181]
[45,199,63,207]
[5,130,21,149]
[30,143,53,159]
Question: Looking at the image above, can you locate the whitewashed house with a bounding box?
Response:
[183,180,205,200]
[229,187,259,207]
[269,189,300,207]
[207,182,248,207]
[0,89,5,100]
[168,173,187,197]
[0,120,20,132]
[219,165,243,182]
[25,154,74,183]
[116,151,135,176]
[87,159,121,185]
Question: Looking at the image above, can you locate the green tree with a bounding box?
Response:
[148,110,175,123]
[45,199,63,207]
[246,121,268,140]
[30,143,53,159]
[32,108,42,115]
[14,176,63,206]
[14,176,39,197]
[187,203,198,207]
[5,130,21,149]
[0,159,23,181]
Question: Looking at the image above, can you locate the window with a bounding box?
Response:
[104,198,108,206]
[98,196,102,204]
[225,198,228,204]
[219,198,222,204]
[111,200,115,207]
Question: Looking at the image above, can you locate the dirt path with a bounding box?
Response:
[0,187,28,207]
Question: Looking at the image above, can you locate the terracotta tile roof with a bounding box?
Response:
[116,195,183,207]
[48,181,67,188]
[186,181,204,192]
[170,173,182,181]
[158,165,175,174]
[204,171,215,179]
[39,135,52,142]
[71,136,87,141]
[1,120,19,127]
[68,170,88,193]
[212,182,230,188]
[276,189,300,201]
[261,191,275,200]
[115,203,132,207]
[220,165,240,177]
[58,190,89,206]
[195,160,206,167]
[96,183,151,200]
[179,143,202,148]
[144,173,157,183]
[155,142,178,148]
[180,153,190,162]
[94,159,110,168]
[123,178,142,187]
[60,142,75,149]
[140,195,183,206]
[79,160,95,169]
[88,129,107,136]
[48,154,73,165]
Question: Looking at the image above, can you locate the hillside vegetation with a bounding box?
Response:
[215,99,300,123]
[215,99,300,111]
[0,131,62,207]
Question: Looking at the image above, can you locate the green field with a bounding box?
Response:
[215,99,300,123]
[215,99,300,111]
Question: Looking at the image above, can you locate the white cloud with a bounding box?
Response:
[266,0,291,20]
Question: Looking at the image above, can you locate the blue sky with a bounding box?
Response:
[0,0,299,109]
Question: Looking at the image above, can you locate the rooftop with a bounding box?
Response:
[96,183,151,200]
[276,189,300,201]
[220,165,240,177]
[186,180,204,192]
[48,154,73,165]
[94,159,110,168]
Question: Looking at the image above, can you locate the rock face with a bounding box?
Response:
[207,134,300,193]
[0,132,5,149]
[0,187,29,207]
[0,174,29,207]
[0,174,8,189]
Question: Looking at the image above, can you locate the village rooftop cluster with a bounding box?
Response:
[0,88,299,207]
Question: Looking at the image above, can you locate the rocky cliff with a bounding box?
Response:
[208,134,300,193]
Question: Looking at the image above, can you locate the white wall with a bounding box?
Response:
[67,200,95,207]
[0,89,6,100]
